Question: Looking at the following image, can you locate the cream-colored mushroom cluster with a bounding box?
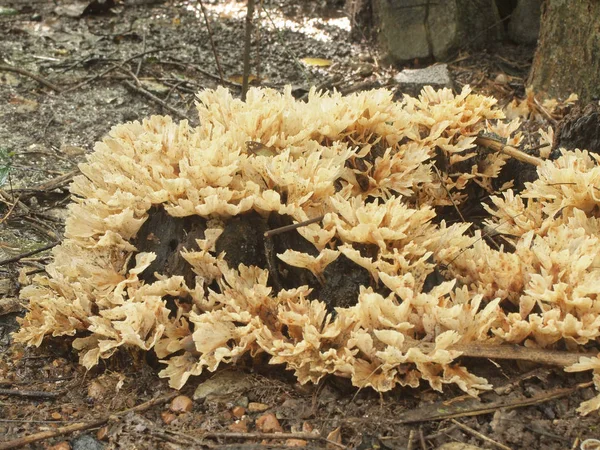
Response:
[15,86,600,414]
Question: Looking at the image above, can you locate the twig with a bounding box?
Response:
[406,429,415,450]
[338,380,593,426]
[475,136,543,167]
[255,0,263,83]
[450,419,511,450]
[0,390,179,450]
[261,6,311,86]
[200,431,346,449]
[161,58,241,88]
[242,0,256,101]
[0,65,61,92]
[533,97,559,126]
[123,80,192,122]
[264,215,324,238]
[431,164,467,223]
[400,381,594,424]
[418,428,426,450]
[64,48,177,93]
[135,30,147,77]
[0,242,58,267]
[413,341,593,367]
[198,0,225,85]
[0,194,21,224]
[0,388,62,399]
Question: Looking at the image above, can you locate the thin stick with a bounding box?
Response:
[123,80,191,122]
[262,7,310,85]
[475,136,543,167]
[340,381,594,425]
[0,194,20,224]
[199,431,346,449]
[135,30,147,77]
[431,164,467,223]
[63,48,177,93]
[450,419,511,450]
[0,242,58,267]
[0,390,179,450]
[0,65,61,92]
[418,428,426,450]
[197,0,225,85]
[414,341,592,367]
[264,215,324,238]
[406,430,415,450]
[255,0,263,82]
[241,0,256,101]
[0,388,62,399]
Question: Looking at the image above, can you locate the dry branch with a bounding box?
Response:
[123,80,192,122]
[0,391,179,450]
[0,65,61,93]
[475,136,543,166]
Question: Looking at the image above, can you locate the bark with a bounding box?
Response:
[528,0,600,102]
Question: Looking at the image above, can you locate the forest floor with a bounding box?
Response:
[0,1,599,449]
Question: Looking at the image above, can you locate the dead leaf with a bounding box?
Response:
[9,96,38,113]
[140,80,170,95]
[228,74,259,84]
[326,427,342,448]
[246,141,276,157]
[300,57,332,67]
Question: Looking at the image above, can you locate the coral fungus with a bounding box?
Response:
[15,86,600,414]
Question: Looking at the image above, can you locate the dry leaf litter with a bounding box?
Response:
[14,86,600,415]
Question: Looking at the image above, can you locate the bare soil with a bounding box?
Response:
[0,1,599,449]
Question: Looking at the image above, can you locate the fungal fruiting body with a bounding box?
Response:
[15,86,600,414]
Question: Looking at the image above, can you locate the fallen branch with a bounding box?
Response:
[0,242,58,267]
[0,65,61,93]
[415,341,593,367]
[475,136,543,167]
[166,429,346,449]
[0,388,63,399]
[63,47,177,93]
[340,380,593,425]
[0,390,179,450]
[450,419,511,450]
[123,80,192,122]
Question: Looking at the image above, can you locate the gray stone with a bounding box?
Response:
[374,0,503,65]
[71,435,105,450]
[393,64,453,98]
[193,370,254,401]
[508,0,542,44]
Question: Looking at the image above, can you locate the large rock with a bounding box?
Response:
[374,0,503,65]
[508,0,542,44]
[393,63,453,98]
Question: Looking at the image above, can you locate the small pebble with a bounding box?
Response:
[255,413,283,433]
[495,73,509,84]
[229,418,249,433]
[302,422,314,433]
[248,402,269,412]
[232,406,246,418]
[170,395,193,413]
[96,426,109,441]
[161,411,178,425]
[286,439,307,447]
